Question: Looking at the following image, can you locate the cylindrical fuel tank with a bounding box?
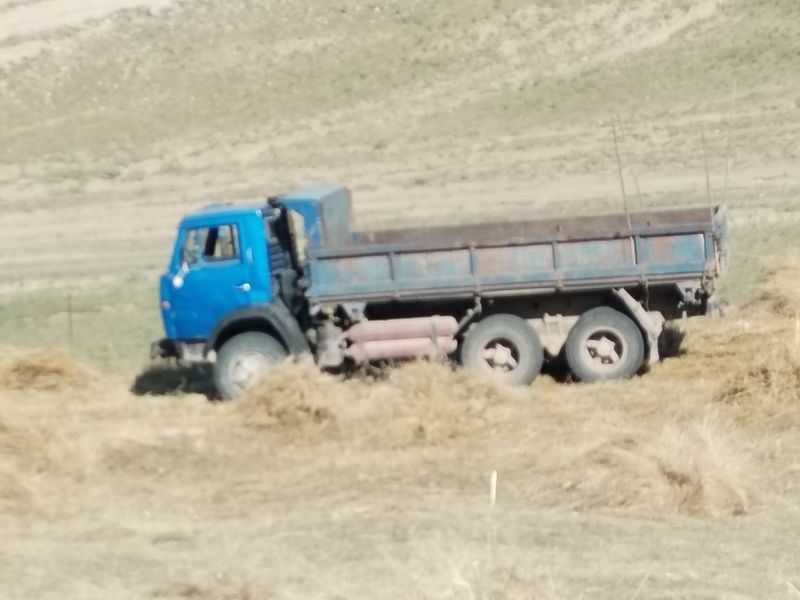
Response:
[344,316,458,343]
[344,337,458,364]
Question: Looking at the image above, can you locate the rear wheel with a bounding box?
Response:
[460,314,544,386]
[214,332,287,399]
[564,307,644,382]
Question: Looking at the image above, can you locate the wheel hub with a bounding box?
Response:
[483,341,518,371]
[585,331,624,367]
[229,351,272,391]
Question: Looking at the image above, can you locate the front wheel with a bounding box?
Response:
[564,307,644,383]
[460,314,544,386]
[214,332,288,399]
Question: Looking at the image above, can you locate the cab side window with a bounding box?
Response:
[183,225,239,266]
[205,225,239,261]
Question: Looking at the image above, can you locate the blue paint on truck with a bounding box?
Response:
[152,186,729,398]
[160,205,274,342]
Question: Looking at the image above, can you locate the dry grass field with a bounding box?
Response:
[1,0,800,598]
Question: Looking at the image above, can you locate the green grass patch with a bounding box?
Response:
[0,273,162,373]
[718,218,800,306]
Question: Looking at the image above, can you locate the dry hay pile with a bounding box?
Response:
[715,340,800,428]
[541,419,755,518]
[237,358,509,447]
[237,359,345,431]
[239,360,757,519]
[372,359,511,446]
[711,253,800,427]
[637,253,800,428]
[0,347,92,392]
[0,347,90,514]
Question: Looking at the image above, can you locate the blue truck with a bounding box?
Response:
[152,186,728,398]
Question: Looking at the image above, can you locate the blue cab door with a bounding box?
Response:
[168,218,262,340]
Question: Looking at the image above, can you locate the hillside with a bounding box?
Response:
[1,0,799,295]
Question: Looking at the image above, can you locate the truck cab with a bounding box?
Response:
[159,205,275,344]
[153,186,354,396]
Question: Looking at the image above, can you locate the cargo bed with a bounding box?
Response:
[306,206,727,302]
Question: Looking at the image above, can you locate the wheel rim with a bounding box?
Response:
[481,337,520,373]
[228,351,273,393]
[582,326,628,372]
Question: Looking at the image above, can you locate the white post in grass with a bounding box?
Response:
[489,470,497,508]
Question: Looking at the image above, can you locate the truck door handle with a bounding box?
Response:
[235,283,252,292]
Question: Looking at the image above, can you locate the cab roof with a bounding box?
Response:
[179,203,265,228]
[178,186,348,230]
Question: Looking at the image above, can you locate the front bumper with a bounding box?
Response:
[151,339,208,363]
[151,339,180,360]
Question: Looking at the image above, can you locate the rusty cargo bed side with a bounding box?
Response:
[305,207,727,303]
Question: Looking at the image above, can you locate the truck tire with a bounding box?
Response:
[565,307,644,383]
[214,332,288,399]
[460,314,544,386]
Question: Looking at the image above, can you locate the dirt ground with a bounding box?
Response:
[1,0,800,598]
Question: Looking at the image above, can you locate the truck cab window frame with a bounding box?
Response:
[182,224,240,267]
